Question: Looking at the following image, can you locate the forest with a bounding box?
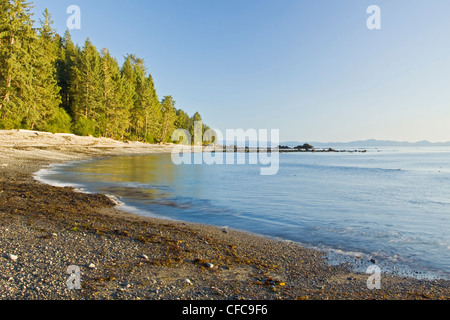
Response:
[0,0,211,143]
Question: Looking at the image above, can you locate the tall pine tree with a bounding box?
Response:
[100,48,130,139]
[0,0,35,128]
[157,95,177,144]
[120,54,137,138]
[0,0,10,113]
[133,57,160,142]
[56,30,78,118]
[28,8,68,131]
[72,38,103,135]
[143,75,160,142]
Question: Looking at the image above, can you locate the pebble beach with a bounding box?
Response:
[0,130,448,300]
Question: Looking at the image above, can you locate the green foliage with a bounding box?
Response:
[31,8,62,131]
[0,0,36,128]
[73,116,94,136]
[175,109,190,130]
[44,107,72,133]
[144,133,156,144]
[100,48,130,139]
[0,1,212,141]
[72,38,103,123]
[157,96,177,143]
[56,30,77,117]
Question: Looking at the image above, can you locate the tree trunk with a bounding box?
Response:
[145,113,148,137]
[4,34,14,104]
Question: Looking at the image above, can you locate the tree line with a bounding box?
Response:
[0,0,211,143]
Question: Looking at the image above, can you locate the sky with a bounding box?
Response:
[29,0,450,143]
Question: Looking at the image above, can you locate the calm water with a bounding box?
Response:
[36,147,450,279]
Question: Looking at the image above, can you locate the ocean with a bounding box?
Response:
[35,146,450,280]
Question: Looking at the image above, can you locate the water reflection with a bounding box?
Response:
[64,154,213,210]
[37,151,450,280]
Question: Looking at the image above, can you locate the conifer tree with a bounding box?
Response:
[0,1,212,140]
[100,48,130,139]
[189,111,202,141]
[120,54,137,138]
[143,75,161,142]
[157,95,177,143]
[72,38,103,135]
[0,1,10,121]
[0,0,35,128]
[175,109,190,130]
[132,57,160,142]
[56,30,78,118]
[28,8,67,131]
[0,0,10,100]
[130,56,147,138]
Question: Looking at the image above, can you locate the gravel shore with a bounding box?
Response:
[0,130,448,300]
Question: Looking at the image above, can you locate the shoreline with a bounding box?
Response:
[0,130,449,300]
[34,161,450,282]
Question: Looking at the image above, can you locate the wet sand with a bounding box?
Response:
[0,130,448,300]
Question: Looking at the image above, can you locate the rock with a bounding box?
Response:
[370,259,377,264]
[146,278,157,284]
[88,263,96,269]
[140,254,149,260]
[205,262,214,269]
[211,287,224,295]
[222,226,228,233]
[6,254,18,262]
[315,285,325,290]
[185,279,193,286]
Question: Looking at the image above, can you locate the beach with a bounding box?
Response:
[0,130,448,300]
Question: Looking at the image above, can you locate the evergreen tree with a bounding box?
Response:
[113,79,133,140]
[120,54,137,138]
[100,48,130,139]
[130,56,146,138]
[175,109,190,130]
[134,61,160,142]
[0,0,35,128]
[72,38,103,135]
[30,8,68,132]
[157,95,177,144]
[188,111,202,141]
[143,75,161,142]
[56,30,78,118]
[0,1,211,141]
[0,0,10,104]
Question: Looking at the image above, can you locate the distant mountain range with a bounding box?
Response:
[281,139,450,148]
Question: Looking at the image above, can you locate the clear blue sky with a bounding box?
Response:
[30,0,450,142]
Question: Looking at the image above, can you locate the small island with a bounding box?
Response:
[214,143,368,153]
[278,144,367,153]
